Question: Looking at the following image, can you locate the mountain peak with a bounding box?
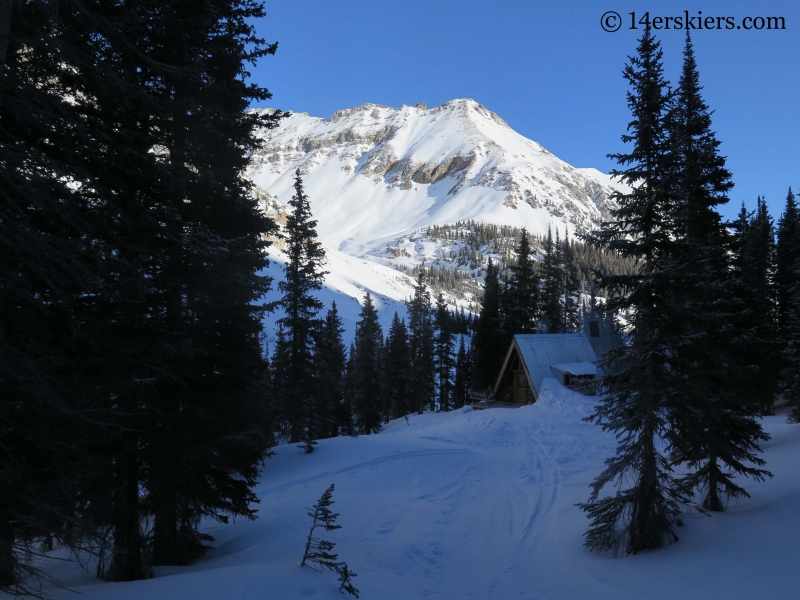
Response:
[247,99,626,253]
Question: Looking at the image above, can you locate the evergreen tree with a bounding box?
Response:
[503,228,540,336]
[778,191,800,421]
[665,32,770,512]
[434,293,456,411]
[276,171,327,446]
[580,26,685,555]
[472,258,505,388]
[343,343,357,436]
[384,313,412,418]
[453,336,472,408]
[315,303,348,438]
[143,0,280,566]
[351,294,384,434]
[735,197,779,414]
[541,226,563,332]
[782,265,800,421]
[2,0,281,584]
[561,230,582,332]
[407,271,436,413]
[776,188,799,331]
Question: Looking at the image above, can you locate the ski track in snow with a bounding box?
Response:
[19,379,800,600]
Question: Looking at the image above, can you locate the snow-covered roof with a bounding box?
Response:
[503,334,598,396]
[550,362,598,376]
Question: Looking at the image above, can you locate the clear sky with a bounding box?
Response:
[249,0,799,223]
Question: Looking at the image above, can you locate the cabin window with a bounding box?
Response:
[517,373,527,388]
[589,321,600,338]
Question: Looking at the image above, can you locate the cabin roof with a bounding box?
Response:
[496,334,599,397]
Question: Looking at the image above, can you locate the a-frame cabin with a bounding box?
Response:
[493,334,599,404]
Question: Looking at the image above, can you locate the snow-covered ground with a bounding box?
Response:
[27,380,800,599]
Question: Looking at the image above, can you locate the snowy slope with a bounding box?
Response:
[261,246,416,348]
[247,99,628,256]
[29,381,800,600]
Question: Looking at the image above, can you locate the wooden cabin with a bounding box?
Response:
[493,334,599,404]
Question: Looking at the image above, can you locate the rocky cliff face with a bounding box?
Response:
[246,99,627,255]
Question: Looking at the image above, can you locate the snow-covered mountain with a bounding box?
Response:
[247,98,626,256]
[248,99,628,337]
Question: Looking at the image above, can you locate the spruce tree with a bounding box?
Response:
[580,26,685,555]
[736,198,779,414]
[776,188,799,331]
[472,258,505,388]
[541,226,563,332]
[384,313,412,418]
[778,190,800,420]
[315,303,348,438]
[276,171,327,445]
[351,293,384,434]
[407,271,436,413]
[503,228,540,336]
[434,293,456,411]
[561,230,582,332]
[665,31,770,512]
[144,0,280,566]
[453,336,471,408]
[343,343,357,436]
[782,265,800,421]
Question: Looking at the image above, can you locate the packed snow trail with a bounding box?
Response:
[23,379,800,599]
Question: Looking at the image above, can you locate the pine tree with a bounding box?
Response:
[276,171,327,446]
[735,197,779,414]
[580,26,685,555]
[384,313,412,418]
[300,484,359,598]
[145,0,280,566]
[562,230,582,332]
[434,293,456,411]
[541,226,563,332]
[665,31,771,512]
[407,271,436,413]
[778,192,800,420]
[1,0,282,583]
[782,264,800,421]
[352,293,384,434]
[503,228,540,336]
[776,188,799,331]
[343,343,357,436]
[472,258,505,388]
[315,303,348,438]
[453,336,472,408]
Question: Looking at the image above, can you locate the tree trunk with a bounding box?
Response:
[703,456,724,512]
[107,438,145,581]
[152,503,179,566]
[0,512,16,588]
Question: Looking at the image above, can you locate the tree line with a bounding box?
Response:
[393,220,639,312]
[268,175,475,448]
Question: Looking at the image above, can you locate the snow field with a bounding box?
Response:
[27,380,800,599]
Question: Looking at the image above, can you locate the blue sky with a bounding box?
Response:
[250,0,799,223]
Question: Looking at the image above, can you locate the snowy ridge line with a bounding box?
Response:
[246,98,630,257]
